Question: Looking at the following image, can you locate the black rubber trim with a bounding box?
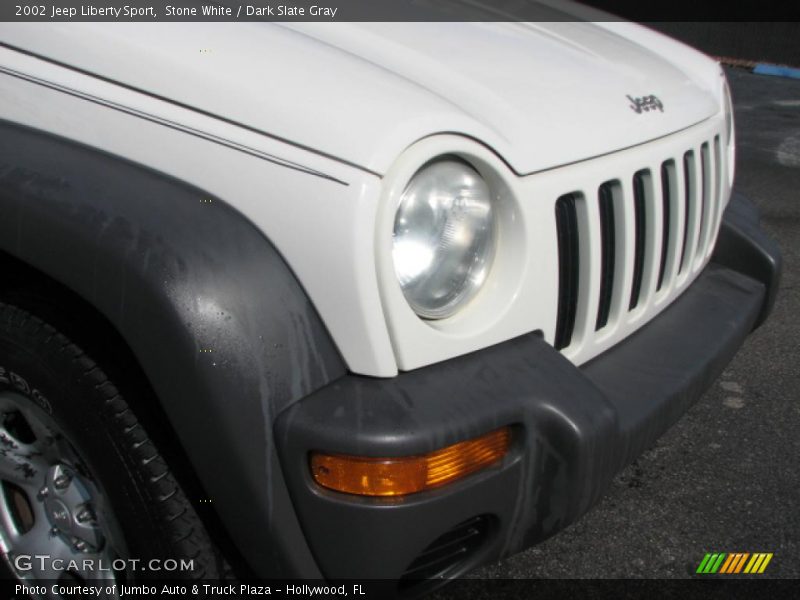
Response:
[274,194,780,580]
[711,192,782,329]
[0,120,347,578]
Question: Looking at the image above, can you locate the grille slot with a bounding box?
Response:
[554,194,580,350]
[399,515,491,590]
[629,170,649,310]
[697,142,712,259]
[596,182,616,330]
[712,135,723,243]
[658,161,675,291]
[680,150,697,274]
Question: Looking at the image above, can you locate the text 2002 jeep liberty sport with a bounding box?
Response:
[0,11,781,596]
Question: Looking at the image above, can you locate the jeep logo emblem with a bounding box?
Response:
[627,94,664,113]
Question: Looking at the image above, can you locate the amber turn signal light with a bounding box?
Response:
[309,427,511,497]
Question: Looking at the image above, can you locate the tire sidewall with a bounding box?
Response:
[0,307,187,579]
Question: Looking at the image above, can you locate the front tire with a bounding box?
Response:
[0,302,218,591]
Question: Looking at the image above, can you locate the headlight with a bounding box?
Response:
[392,159,495,319]
[723,79,734,147]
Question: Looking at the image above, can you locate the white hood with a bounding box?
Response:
[0,19,721,175]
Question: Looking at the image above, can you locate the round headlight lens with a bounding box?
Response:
[392,159,495,319]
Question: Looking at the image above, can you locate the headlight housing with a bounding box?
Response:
[723,78,734,147]
[722,75,736,188]
[392,159,495,319]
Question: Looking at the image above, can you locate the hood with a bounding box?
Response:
[0,20,720,175]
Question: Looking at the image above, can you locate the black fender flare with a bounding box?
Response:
[0,119,346,577]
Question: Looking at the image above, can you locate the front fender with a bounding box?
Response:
[0,119,346,577]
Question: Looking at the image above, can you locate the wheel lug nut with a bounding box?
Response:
[74,540,88,552]
[77,508,94,523]
[54,474,71,490]
[37,487,49,500]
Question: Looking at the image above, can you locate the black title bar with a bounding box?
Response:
[2,0,800,22]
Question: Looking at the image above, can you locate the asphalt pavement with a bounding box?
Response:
[439,66,800,586]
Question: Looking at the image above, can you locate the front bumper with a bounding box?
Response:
[274,193,780,586]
